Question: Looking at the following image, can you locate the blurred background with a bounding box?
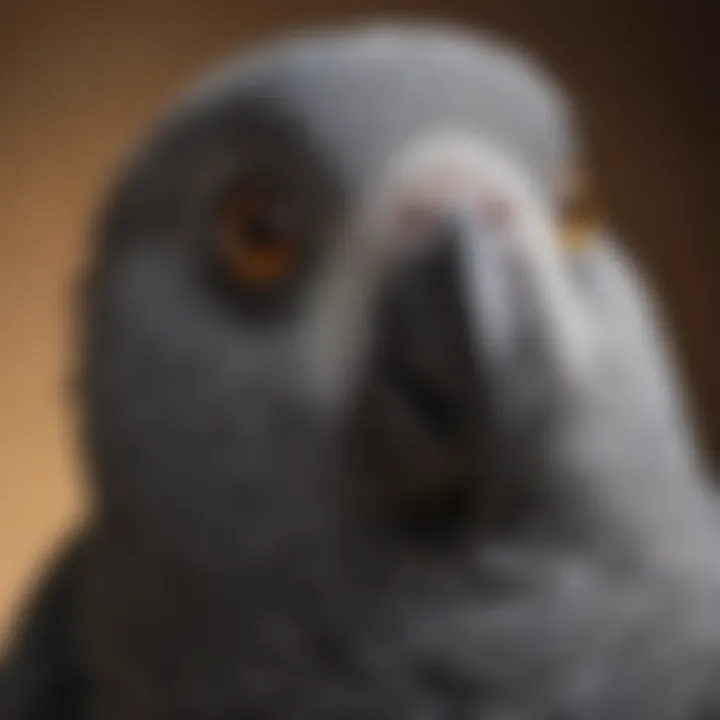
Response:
[0,0,717,644]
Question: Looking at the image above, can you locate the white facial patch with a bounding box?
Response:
[299,130,595,413]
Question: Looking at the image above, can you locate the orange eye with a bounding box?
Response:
[558,167,602,253]
[216,182,297,289]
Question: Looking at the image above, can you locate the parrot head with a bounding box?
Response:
[80,24,694,574]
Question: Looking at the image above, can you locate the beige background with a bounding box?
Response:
[1,1,718,645]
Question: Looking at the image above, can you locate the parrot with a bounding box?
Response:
[2,22,720,720]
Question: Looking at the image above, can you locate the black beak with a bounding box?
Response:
[374,219,480,433]
[349,199,589,541]
[352,216,497,540]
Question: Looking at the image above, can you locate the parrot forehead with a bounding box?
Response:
[190,24,575,200]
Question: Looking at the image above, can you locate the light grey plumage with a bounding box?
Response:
[2,22,719,720]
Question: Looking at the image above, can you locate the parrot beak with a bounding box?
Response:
[366,208,533,432]
[351,173,593,537]
[352,213,513,536]
[373,214,486,416]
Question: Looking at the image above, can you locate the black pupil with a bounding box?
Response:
[241,210,282,248]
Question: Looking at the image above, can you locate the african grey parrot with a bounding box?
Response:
[2,22,720,720]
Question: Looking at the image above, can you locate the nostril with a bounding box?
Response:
[393,190,516,254]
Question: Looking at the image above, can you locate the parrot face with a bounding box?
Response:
[61,23,720,720]
[83,26,592,566]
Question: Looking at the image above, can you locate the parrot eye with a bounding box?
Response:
[215,180,298,290]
